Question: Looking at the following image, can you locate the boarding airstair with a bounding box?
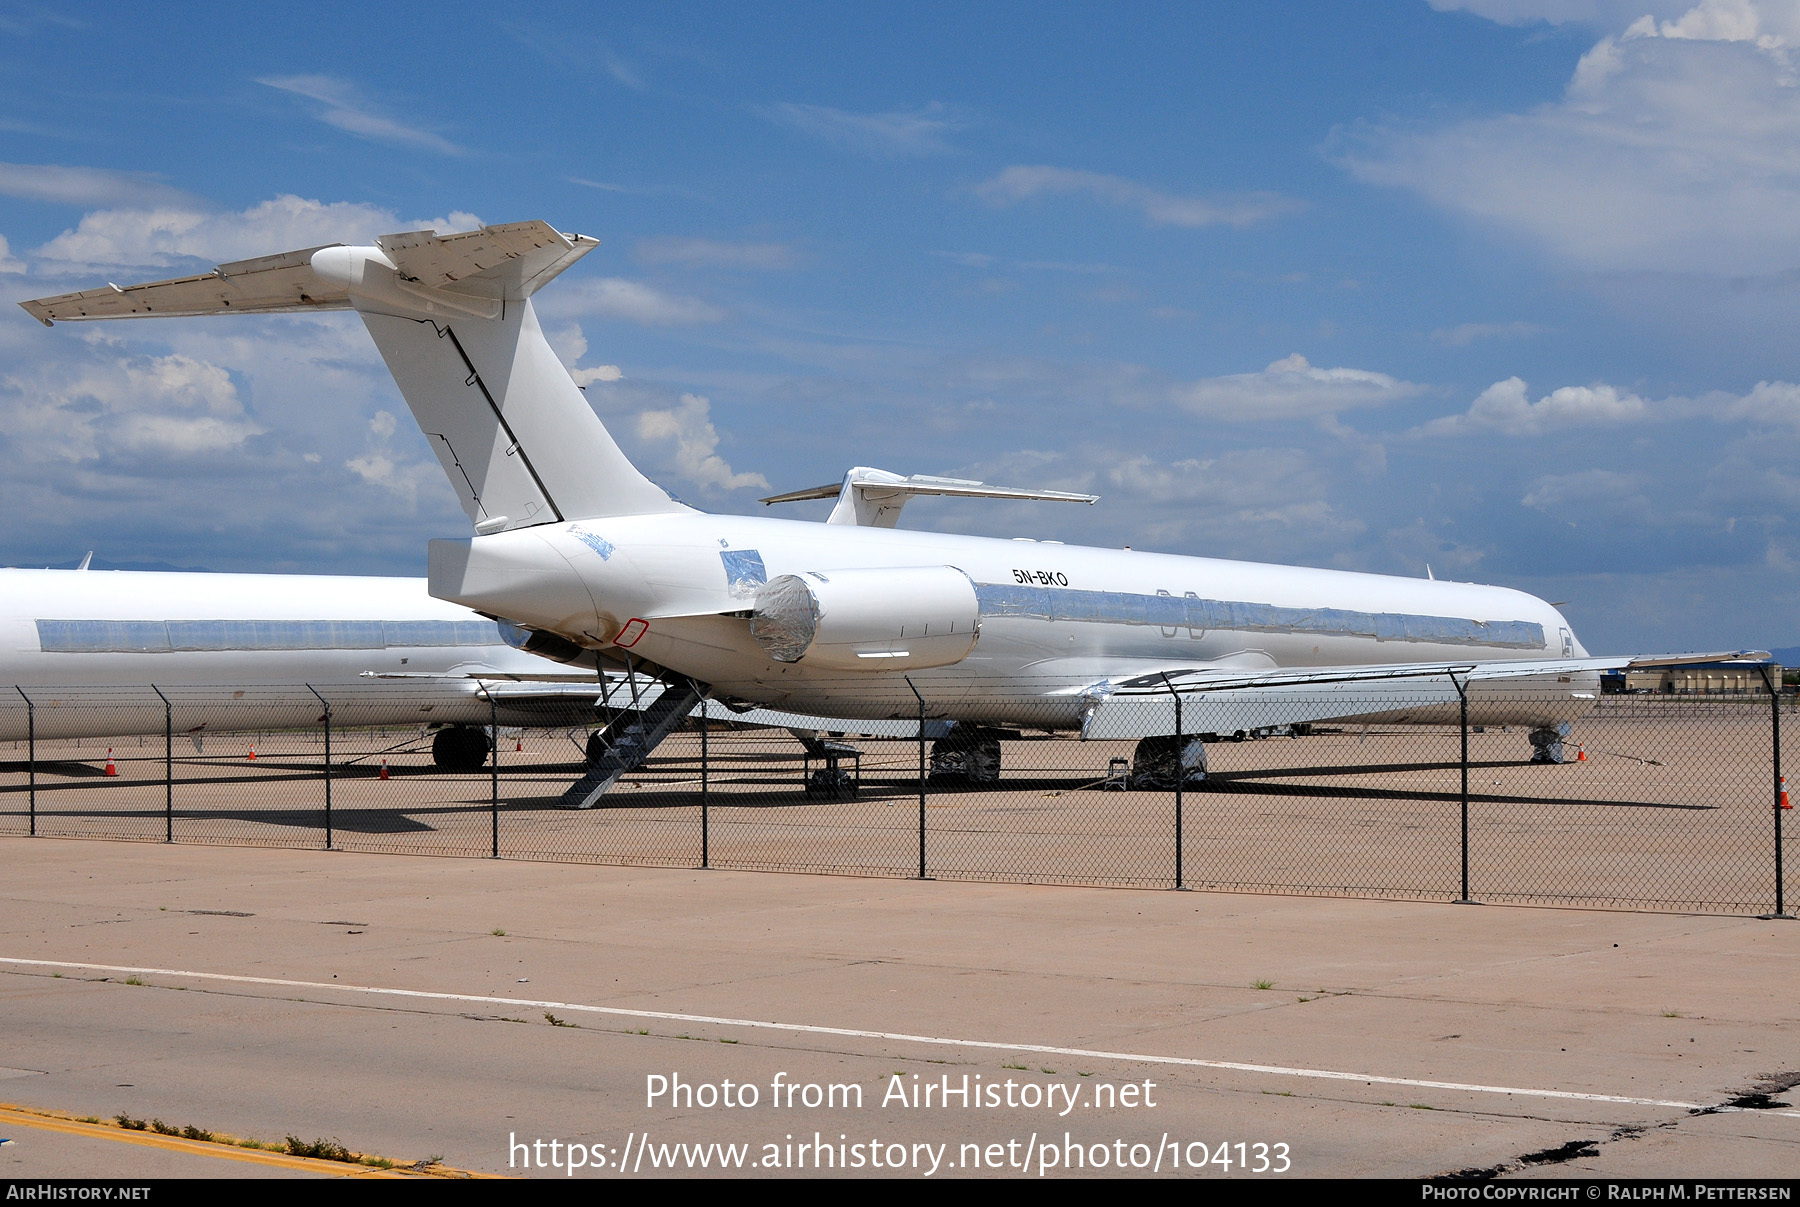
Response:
[558,675,704,809]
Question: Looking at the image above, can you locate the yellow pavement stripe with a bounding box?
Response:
[0,1104,418,1176]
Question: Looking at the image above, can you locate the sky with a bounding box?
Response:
[2,0,1799,654]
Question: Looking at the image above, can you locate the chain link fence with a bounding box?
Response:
[0,679,1791,915]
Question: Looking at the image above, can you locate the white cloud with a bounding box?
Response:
[1419,376,1651,435]
[28,196,483,273]
[2,351,262,462]
[933,250,998,269]
[1430,320,1546,346]
[0,234,23,274]
[539,277,726,326]
[1341,1,1800,274]
[633,237,800,270]
[1102,448,1367,548]
[1427,1,1695,26]
[1520,468,1654,516]
[257,75,464,155]
[545,322,627,385]
[0,161,197,207]
[1174,354,1425,421]
[633,393,768,493]
[341,449,442,504]
[1628,0,1800,51]
[759,101,958,157]
[1719,378,1800,426]
[975,166,1302,229]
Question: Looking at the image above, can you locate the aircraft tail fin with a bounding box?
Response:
[21,221,689,530]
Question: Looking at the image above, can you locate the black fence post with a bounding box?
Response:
[1451,673,1475,905]
[699,695,710,870]
[151,685,171,843]
[307,685,332,851]
[16,687,33,836]
[1756,664,1791,920]
[906,676,928,880]
[487,686,499,859]
[1159,674,1185,890]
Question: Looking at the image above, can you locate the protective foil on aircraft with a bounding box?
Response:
[36,618,505,653]
[972,584,1546,649]
[751,567,980,671]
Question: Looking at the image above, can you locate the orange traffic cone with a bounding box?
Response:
[379,757,389,781]
[104,748,117,777]
[1782,776,1792,810]
[515,736,522,752]
[1576,744,1586,762]
[247,744,256,761]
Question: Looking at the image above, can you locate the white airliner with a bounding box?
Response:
[22,221,1759,805]
[0,566,602,768]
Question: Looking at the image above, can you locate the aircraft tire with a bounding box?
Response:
[930,733,1002,784]
[432,725,491,771]
[1129,735,1208,789]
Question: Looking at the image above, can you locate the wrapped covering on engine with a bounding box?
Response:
[750,567,980,671]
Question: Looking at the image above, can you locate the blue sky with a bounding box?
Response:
[3,0,1798,653]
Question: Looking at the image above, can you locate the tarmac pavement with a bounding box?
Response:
[0,835,1795,1179]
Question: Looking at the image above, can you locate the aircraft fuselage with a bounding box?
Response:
[434,512,1594,729]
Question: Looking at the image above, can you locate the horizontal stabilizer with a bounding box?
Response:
[376,220,595,300]
[25,220,686,529]
[19,246,348,324]
[761,466,1098,527]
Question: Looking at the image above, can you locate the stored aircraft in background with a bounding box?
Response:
[0,566,603,767]
[22,221,1763,805]
[0,564,922,778]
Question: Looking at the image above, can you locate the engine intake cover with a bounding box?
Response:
[750,566,979,671]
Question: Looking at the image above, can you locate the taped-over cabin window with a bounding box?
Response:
[37,618,506,653]
[971,584,1544,650]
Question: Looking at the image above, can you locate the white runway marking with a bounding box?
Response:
[5,955,1793,1119]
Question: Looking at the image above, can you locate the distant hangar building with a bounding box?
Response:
[1604,661,1786,695]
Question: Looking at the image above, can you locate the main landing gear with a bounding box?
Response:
[1126,735,1208,789]
[1528,723,1572,764]
[431,725,492,771]
[929,728,1004,784]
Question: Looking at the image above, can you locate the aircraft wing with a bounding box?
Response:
[1079,651,1771,740]
[365,670,935,738]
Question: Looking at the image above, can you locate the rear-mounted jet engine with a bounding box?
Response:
[750,566,979,672]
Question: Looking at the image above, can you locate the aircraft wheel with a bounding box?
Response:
[805,767,857,799]
[930,734,1002,784]
[432,725,491,771]
[585,731,608,765]
[1129,735,1208,789]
